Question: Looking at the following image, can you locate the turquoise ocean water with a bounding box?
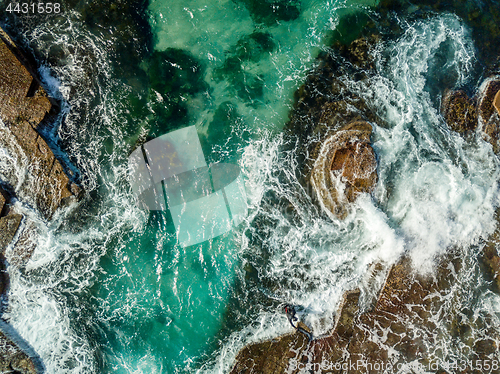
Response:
[1,0,500,372]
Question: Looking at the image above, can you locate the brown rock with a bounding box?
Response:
[482,214,500,292]
[310,121,377,219]
[0,329,40,374]
[494,90,500,116]
[230,253,495,374]
[478,79,500,125]
[477,79,500,153]
[0,192,4,217]
[0,214,22,254]
[230,332,310,374]
[0,28,78,220]
[330,288,360,339]
[343,36,380,71]
[441,90,478,133]
[5,216,38,269]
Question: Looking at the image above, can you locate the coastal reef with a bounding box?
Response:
[231,28,500,374]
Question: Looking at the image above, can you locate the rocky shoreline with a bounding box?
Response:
[0,27,80,373]
[230,25,500,374]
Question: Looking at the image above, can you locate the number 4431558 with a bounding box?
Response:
[6,2,61,13]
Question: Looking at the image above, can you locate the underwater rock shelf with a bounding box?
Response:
[0,26,80,373]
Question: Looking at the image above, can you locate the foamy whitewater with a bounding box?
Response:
[0,1,500,373]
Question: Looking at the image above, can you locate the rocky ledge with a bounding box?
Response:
[231,252,499,374]
[0,27,79,221]
[0,26,81,373]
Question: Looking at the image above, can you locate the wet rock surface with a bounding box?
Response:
[231,253,500,374]
[285,35,380,218]
[0,26,80,373]
[441,77,500,154]
[0,214,22,254]
[0,330,38,374]
[310,121,377,219]
[0,27,79,220]
[441,90,478,134]
[477,79,500,153]
[494,90,500,116]
[232,27,500,374]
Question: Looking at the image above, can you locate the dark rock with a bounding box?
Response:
[0,214,22,254]
[482,211,500,292]
[338,35,380,71]
[0,193,4,217]
[0,27,79,220]
[282,36,381,221]
[441,89,478,134]
[0,254,8,300]
[5,217,38,269]
[329,288,360,339]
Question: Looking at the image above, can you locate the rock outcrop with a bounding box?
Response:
[0,27,79,221]
[231,253,500,374]
[477,78,500,153]
[441,89,478,134]
[310,121,377,219]
[441,78,500,155]
[494,90,500,116]
[0,26,81,373]
[285,36,380,219]
[0,330,38,374]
